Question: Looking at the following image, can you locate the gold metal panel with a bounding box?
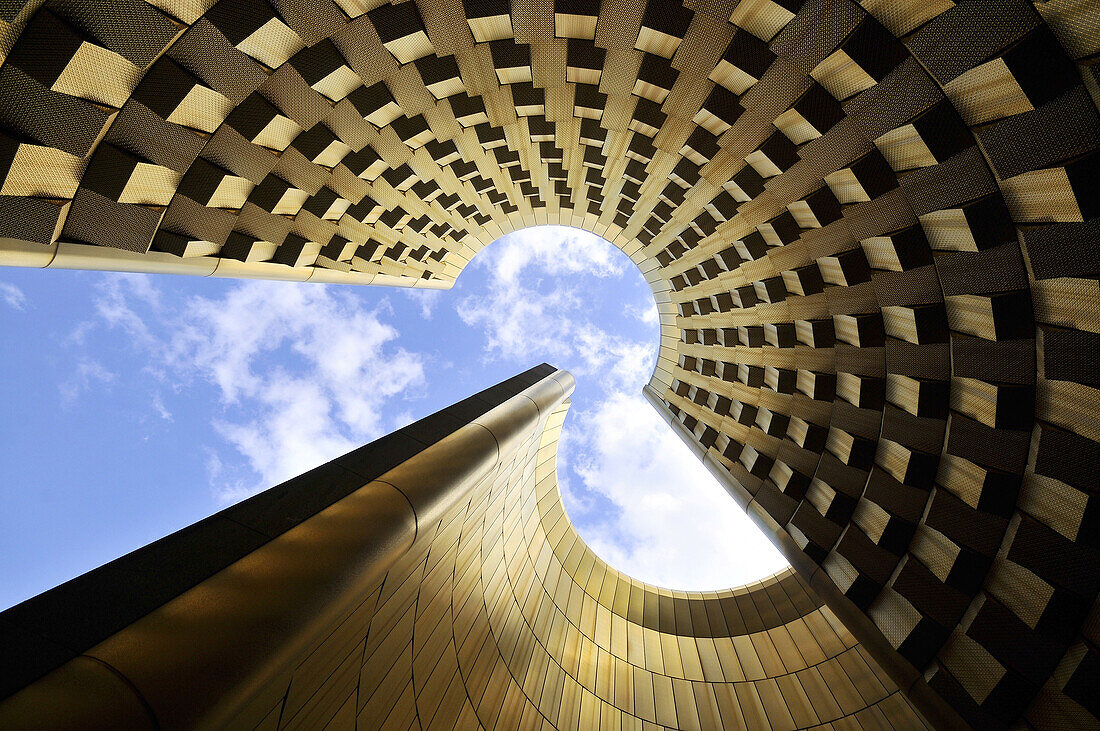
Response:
[811,50,876,101]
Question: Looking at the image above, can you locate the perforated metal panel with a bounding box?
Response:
[0,0,1098,727]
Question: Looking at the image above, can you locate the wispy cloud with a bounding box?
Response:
[0,281,27,310]
[458,280,581,364]
[473,226,626,283]
[85,276,427,504]
[402,288,443,319]
[627,299,660,326]
[150,392,173,421]
[568,390,788,589]
[455,225,787,589]
[90,275,158,347]
[59,359,115,405]
[458,227,656,389]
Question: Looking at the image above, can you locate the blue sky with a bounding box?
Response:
[0,226,786,609]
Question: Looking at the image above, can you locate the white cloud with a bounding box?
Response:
[211,374,356,498]
[458,283,654,389]
[59,359,115,405]
[89,275,159,348]
[628,299,660,326]
[391,410,417,430]
[473,226,626,283]
[150,392,173,421]
[569,326,655,389]
[402,288,443,319]
[455,225,788,589]
[87,276,427,504]
[177,283,426,499]
[0,281,27,310]
[458,279,581,363]
[458,226,656,389]
[568,390,789,590]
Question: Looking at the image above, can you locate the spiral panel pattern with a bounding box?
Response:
[0,0,1097,727]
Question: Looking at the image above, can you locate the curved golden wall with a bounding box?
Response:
[342,395,929,729]
[0,0,1097,727]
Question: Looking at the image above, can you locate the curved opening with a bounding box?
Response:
[0,224,781,611]
[456,224,788,590]
[537,394,803,608]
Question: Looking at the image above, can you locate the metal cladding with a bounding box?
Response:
[0,0,1098,728]
[1,366,933,729]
